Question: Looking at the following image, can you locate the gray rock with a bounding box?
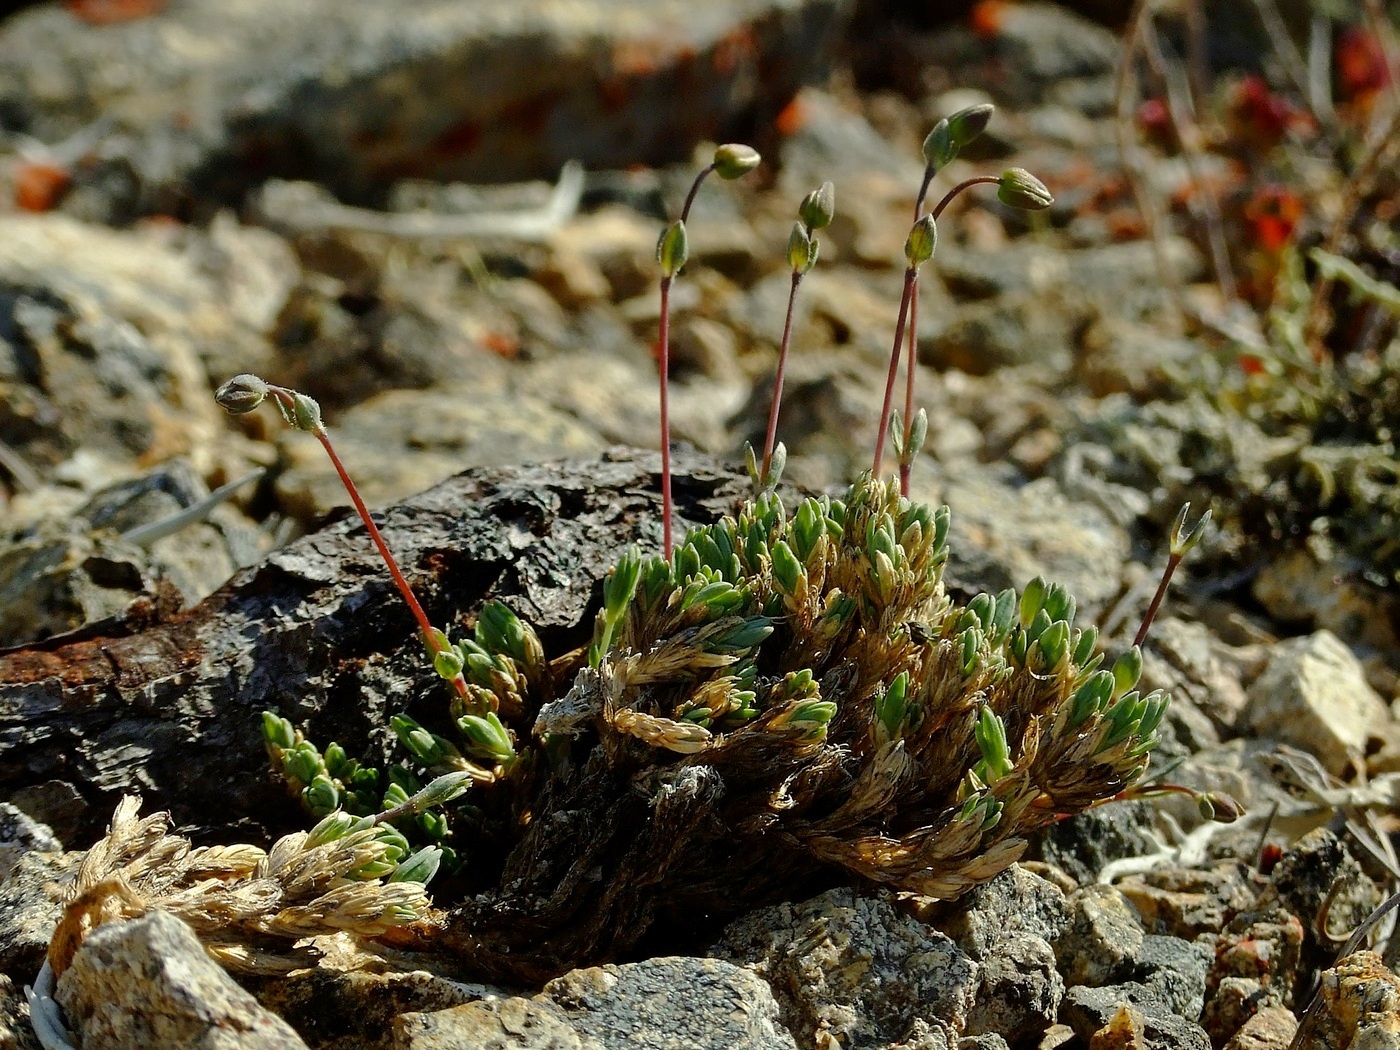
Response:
[394,996,587,1050]
[54,911,310,1049]
[395,957,796,1050]
[964,933,1063,1044]
[715,888,978,1049]
[936,865,1070,963]
[0,214,269,476]
[1059,984,1211,1050]
[0,805,61,884]
[249,967,503,1050]
[1116,864,1257,942]
[922,468,1132,621]
[1132,935,1213,1019]
[1054,884,1144,987]
[1241,630,1392,775]
[1139,617,1251,734]
[1265,828,1381,956]
[0,851,75,982]
[1030,801,1158,886]
[0,0,848,213]
[0,972,43,1050]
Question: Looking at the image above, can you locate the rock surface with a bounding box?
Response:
[55,911,310,1049]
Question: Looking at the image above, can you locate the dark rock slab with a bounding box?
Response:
[0,0,850,215]
[0,448,748,846]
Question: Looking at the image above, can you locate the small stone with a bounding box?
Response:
[0,805,61,883]
[1116,864,1256,941]
[1201,977,1284,1046]
[55,911,309,1049]
[1055,884,1144,987]
[1060,984,1211,1050]
[1241,630,1391,775]
[964,933,1063,1044]
[1264,828,1381,956]
[1293,950,1400,1049]
[715,888,978,1048]
[1220,1005,1298,1050]
[1031,801,1158,886]
[394,997,583,1050]
[935,864,1069,962]
[1132,935,1212,1019]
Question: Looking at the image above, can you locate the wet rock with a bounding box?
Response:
[0,0,849,213]
[714,888,978,1048]
[935,864,1070,963]
[1060,984,1211,1050]
[1293,950,1400,1049]
[1240,630,1392,775]
[395,957,796,1050]
[55,911,309,1049]
[1029,801,1158,886]
[1055,884,1144,987]
[964,932,1063,1045]
[0,214,269,477]
[1220,1006,1298,1050]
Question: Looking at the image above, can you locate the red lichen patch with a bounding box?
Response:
[1336,26,1391,106]
[1242,185,1304,254]
[13,159,71,212]
[65,0,165,24]
[1228,75,1312,149]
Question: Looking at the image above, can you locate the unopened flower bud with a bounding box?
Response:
[904,215,937,268]
[290,391,323,432]
[712,143,761,179]
[798,181,836,230]
[215,374,269,414]
[946,103,995,148]
[657,221,689,278]
[787,222,816,274]
[997,168,1053,210]
[921,119,956,171]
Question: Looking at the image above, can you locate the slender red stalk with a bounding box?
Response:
[872,269,917,476]
[900,276,919,495]
[932,175,1000,221]
[658,276,675,559]
[1133,552,1181,648]
[761,270,803,484]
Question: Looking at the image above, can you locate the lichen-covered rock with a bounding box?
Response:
[1115,864,1256,941]
[935,864,1070,962]
[55,911,310,1049]
[0,972,42,1050]
[0,851,75,983]
[1264,828,1381,962]
[1220,1006,1298,1050]
[0,806,60,884]
[715,888,978,1048]
[1130,935,1213,1020]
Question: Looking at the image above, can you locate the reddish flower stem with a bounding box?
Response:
[1133,552,1182,648]
[761,270,803,485]
[267,387,469,700]
[679,164,716,224]
[932,175,1000,221]
[872,269,917,476]
[657,276,675,559]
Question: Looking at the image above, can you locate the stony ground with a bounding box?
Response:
[1,1,1399,1048]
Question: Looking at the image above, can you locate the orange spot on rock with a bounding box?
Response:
[66,0,165,24]
[969,0,1007,39]
[775,96,806,137]
[480,331,521,359]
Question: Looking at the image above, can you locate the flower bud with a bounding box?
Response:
[410,770,476,810]
[798,181,836,230]
[996,168,1053,210]
[712,143,761,179]
[1169,503,1211,557]
[787,222,816,274]
[657,221,689,278]
[215,374,269,414]
[946,103,995,148]
[921,119,956,172]
[904,215,937,268]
